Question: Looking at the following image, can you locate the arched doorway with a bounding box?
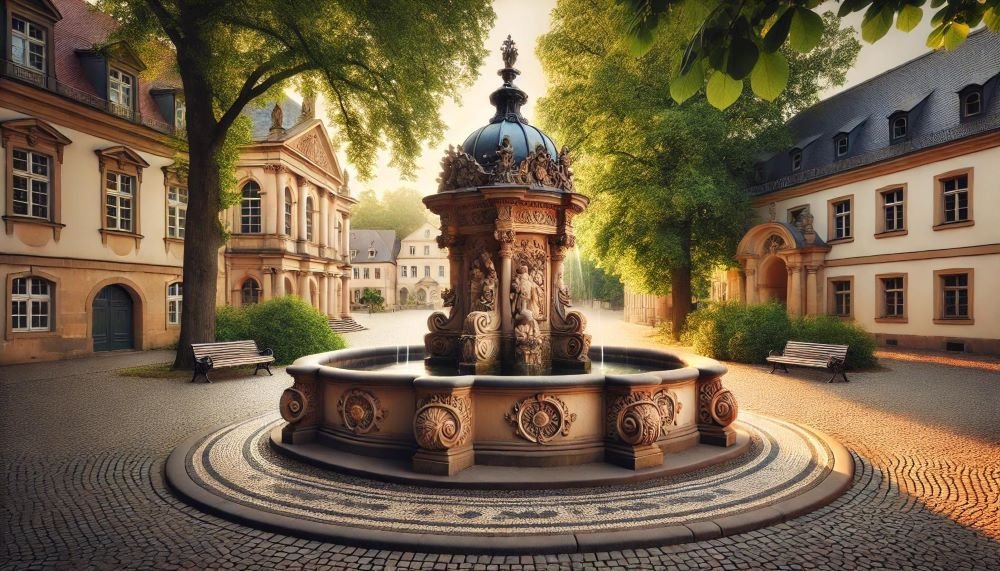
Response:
[93,285,133,351]
[759,257,788,305]
[399,287,409,305]
[416,288,427,304]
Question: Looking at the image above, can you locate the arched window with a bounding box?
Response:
[11,276,52,331]
[241,278,260,305]
[963,91,982,118]
[306,196,315,241]
[283,188,293,235]
[890,115,908,142]
[167,282,182,325]
[240,181,261,233]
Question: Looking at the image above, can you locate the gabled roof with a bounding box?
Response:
[835,115,868,134]
[400,221,439,243]
[349,229,399,263]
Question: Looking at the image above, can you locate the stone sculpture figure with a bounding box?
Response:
[501,35,518,69]
[513,309,543,366]
[511,264,542,319]
[495,136,515,183]
[270,103,284,131]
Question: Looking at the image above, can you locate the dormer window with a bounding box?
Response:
[350,249,358,259]
[174,98,187,131]
[890,114,908,143]
[961,89,982,119]
[790,149,802,172]
[834,134,849,158]
[368,248,376,258]
[11,16,46,73]
[108,68,134,118]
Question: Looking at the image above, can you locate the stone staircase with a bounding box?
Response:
[329,317,366,333]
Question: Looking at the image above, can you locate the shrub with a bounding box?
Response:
[215,297,346,364]
[791,315,877,370]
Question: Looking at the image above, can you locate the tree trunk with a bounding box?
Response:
[668,224,693,340]
[172,76,224,370]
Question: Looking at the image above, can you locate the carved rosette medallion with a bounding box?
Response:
[607,391,676,446]
[505,393,577,444]
[697,378,738,427]
[413,393,473,450]
[336,389,385,435]
[279,387,309,423]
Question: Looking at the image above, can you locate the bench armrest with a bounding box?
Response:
[768,349,783,357]
[195,355,214,369]
[828,356,846,369]
[259,348,274,357]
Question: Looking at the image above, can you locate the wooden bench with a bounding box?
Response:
[190,340,274,383]
[767,341,849,383]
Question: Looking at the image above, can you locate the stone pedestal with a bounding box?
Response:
[412,447,475,476]
[605,442,663,470]
[696,376,739,447]
[279,373,322,444]
[411,388,475,475]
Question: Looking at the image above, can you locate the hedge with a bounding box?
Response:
[216,296,346,365]
[682,301,877,369]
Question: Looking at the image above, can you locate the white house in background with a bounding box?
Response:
[396,222,449,308]
[348,229,399,307]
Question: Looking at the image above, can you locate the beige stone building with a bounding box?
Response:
[348,229,399,307]
[721,32,1000,355]
[396,222,449,308]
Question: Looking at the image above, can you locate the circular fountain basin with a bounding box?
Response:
[275,345,743,483]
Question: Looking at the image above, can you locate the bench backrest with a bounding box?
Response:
[192,340,261,359]
[783,341,848,359]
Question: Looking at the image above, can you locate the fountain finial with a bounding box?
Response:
[501,35,518,69]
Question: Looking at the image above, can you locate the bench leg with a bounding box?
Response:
[191,363,211,383]
[254,363,273,376]
[828,367,849,383]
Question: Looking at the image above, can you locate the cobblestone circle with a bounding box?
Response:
[2,311,998,570]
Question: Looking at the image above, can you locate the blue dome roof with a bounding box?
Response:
[462,120,559,169]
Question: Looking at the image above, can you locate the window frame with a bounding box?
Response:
[874,183,907,238]
[875,273,907,323]
[283,188,293,236]
[166,184,187,239]
[239,181,262,234]
[353,267,360,279]
[409,245,416,255]
[889,114,908,143]
[933,168,974,230]
[9,276,53,332]
[423,245,430,255]
[108,67,135,118]
[834,134,849,158]
[933,269,974,325]
[827,276,854,319]
[2,118,70,240]
[105,171,136,232]
[826,194,854,243]
[11,148,51,220]
[305,196,315,241]
[240,278,261,306]
[960,87,983,120]
[167,282,182,326]
[363,268,370,279]
[401,266,407,278]
[790,149,802,172]
[374,268,381,279]
[438,265,445,278]
[96,146,147,246]
[10,14,47,73]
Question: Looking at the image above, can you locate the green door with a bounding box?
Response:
[93,285,133,351]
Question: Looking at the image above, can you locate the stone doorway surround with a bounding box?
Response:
[735,214,830,317]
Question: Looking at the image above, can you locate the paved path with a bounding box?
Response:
[2,309,998,570]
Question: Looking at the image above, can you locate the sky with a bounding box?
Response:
[333,1,942,199]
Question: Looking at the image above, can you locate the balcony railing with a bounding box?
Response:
[3,59,176,137]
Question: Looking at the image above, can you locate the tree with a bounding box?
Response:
[616,0,1000,109]
[360,287,386,313]
[350,187,434,238]
[536,0,858,338]
[96,0,493,368]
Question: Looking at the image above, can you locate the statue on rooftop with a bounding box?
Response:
[501,35,518,69]
[270,103,284,131]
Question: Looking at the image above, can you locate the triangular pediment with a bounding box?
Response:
[17,0,63,22]
[102,41,147,72]
[285,120,344,181]
[1,118,72,147]
[96,145,150,169]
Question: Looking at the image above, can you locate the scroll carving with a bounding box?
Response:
[414,393,472,450]
[697,378,738,427]
[607,390,677,446]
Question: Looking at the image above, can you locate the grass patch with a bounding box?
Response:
[118,363,189,378]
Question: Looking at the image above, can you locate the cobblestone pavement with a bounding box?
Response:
[2,309,999,570]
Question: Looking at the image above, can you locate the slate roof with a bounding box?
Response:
[247,98,304,141]
[750,30,1000,196]
[349,230,399,264]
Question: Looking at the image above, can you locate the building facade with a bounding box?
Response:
[348,229,399,307]
[723,31,1000,355]
[395,222,449,308]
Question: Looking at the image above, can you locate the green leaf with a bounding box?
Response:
[896,4,923,32]
[626,29,656,56]
[763,8,794,52]
[926,23,946,48]
[788,8,824,52]
[750,50,789,101]
[943,21,970,49]
[838,0,871,18]
[985,8,1000,32]
[669,61,704,104]
[861,4,894,43]
[706,71,743,110]
[726,37,759,80]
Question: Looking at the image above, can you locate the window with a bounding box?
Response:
[940,173,970,225]
[167,185,187,238]
[108,68,134,116]
[105,172,135,231]
[787,205,808,225]
[876,185,905,236]
[411,266,417,277]
[409,245,416,255]
[424,229,430,238]
[935,270,973,324]
[424,266,430,278]
[11,149,50,219]
[834,134,849,158]
[283,189,293,235]
[423,245,430,255]
[877,274,906,322]
[401,266,407,277]
[350,249,357,259]
[353,268,360,279]
[240,181,261,233]
[368,248,376,258]
[174,98,186,131]
[827,196,852,241]
[167,282,182,325]
[11,16,46,72]
[890,115,907,142]
[790,149,802,172]
[240,279,260,305]
[438,265,445,278]
[306,197,315,241]
[10,277,51,331]
[961,89,982,119]
[363,268,370,279]
[375,268,381,279]
[829,278,852,317]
